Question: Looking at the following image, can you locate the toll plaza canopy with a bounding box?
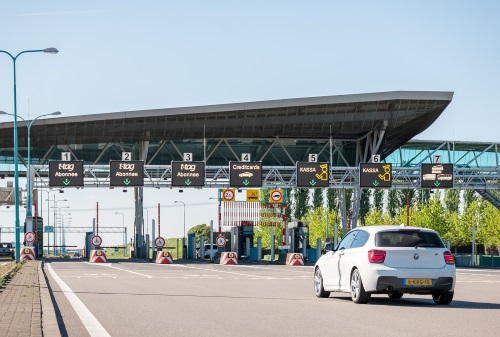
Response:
[0,91,453,170]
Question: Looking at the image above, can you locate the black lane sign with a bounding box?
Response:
[110,160,144,187]
[296,162,329,188]
[229,161,262,187]
[171,161,205,187]
[359,163,392,188]
[421,164,454,188]
[49,161,84,187]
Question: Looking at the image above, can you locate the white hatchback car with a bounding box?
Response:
[197,244,218,259]
[314,226,456,304]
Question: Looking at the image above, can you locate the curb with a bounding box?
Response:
[39,260,61,337]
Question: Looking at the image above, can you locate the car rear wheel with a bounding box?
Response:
[350,269,371,304]
[388,292,403,299]
[432,291,454,305]
[314,268,330,298]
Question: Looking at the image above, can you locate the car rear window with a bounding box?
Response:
[375,230,445,248]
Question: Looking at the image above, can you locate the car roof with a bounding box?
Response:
[352,225,437,234]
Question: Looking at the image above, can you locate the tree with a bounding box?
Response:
[398,189,416,208]
[293,188,310,221]
[479,202,500,254]
[420,190,431,207]
[304,208,338,247]
[363,209,393,226]
[187,224,211,246]
[444,189,460,213]
[259,188,271,203]
[359,189,371,225]
[326,188,337,211]
[422,191,447,236]
[387,189,398,218]
[443,211,469,253]
[345,189,353,212]
[254,222,284,250]
[283,188,293,221]
[312,188,324,210]
[373,189,384,213]
[463,190,478,212]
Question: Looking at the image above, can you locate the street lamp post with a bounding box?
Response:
[0,47,59,261]
[40,190,53,255]
[51,202,68,255]
[58,213,71,254]
[0,111,61,219]
[44,194,63,255]
[115,212,126,257]
[174,201,186,258]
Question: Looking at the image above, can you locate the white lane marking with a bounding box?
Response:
[171,264,273,279]
[457,268,500,273]
[235,265,314,273]
[47,264,111,337]
[84,262,153,278]
[457,280,500,283]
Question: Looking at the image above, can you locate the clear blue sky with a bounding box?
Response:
[1,1,499,248]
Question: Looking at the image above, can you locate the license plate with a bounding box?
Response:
[404,278,432,286]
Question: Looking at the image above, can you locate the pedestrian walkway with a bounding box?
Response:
[0,260,60,337]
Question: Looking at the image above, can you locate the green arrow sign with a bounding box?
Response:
[434,181,441,187]
[185,179,192,186]
[373,180,379,187]
[124,178,131,186]
[310,180,317,186]
[63,179,71,186]
[243,179,250,186]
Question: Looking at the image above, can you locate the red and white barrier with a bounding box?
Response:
[156,251,173,264]
[286,253,304,266]
[21,247,36,260]
[220,252,238,265]
[90,249,107,263]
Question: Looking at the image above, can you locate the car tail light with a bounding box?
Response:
[368,249,386,263]
[443,251,455,265]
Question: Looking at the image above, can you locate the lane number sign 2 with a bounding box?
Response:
[122,152,131,161]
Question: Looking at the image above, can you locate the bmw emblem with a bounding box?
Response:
[413,253,419,260]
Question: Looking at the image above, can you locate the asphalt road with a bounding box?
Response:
[45,260,500,337]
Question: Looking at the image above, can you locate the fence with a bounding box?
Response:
[454,254,500,267]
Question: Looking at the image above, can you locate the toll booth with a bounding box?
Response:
[286,222,309,256]
[84,232,94,259]
[23,217,44,258]
[230,226,254,259]
[187,233,196,259]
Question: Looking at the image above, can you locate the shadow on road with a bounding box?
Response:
[329,295,500,309]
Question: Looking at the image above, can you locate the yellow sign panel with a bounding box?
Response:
[222,189,236,202]
[246,189,260,202]
[269,189,283,203]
